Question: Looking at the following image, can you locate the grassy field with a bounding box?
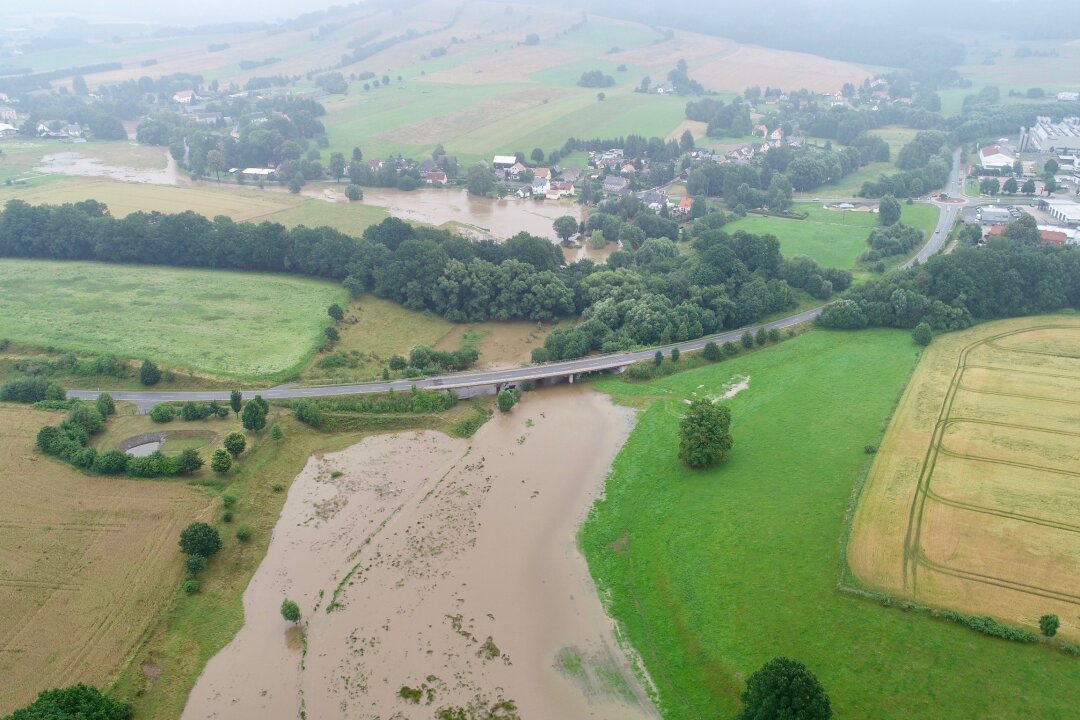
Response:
[0,259,345,380]
[0,404,207,715]
[581,328,1080,720]
[849,316,1080,638]
[299,295,552,384]
[724,202,939,269]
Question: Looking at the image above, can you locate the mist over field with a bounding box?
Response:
[0,0,346,25]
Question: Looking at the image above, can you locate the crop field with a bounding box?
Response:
[724,202,938,269]
[582,328,1080,720]
[0,259,345,380]
[0,405,206,715]
[849,316,1080,637]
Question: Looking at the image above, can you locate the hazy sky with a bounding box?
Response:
[2,0,349,26]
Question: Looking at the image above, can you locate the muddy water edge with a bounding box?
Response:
[181,385,657,720]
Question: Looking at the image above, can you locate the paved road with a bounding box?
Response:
[70,151,965,409]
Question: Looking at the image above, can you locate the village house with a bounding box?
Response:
[492,155,517,170]
[173,90,197,104]
[0,123,17,138]
[533,167,551,180]
[239,167,277,181]
[423,171,448,185]
[506,161,528,180]
[602,175,630,195]
[0,107,16,122]
[531,176,550,196]
[546,180,575,200]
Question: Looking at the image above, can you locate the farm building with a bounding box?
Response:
[239,167,277,180]
[0,106,15,122]
[1040,198,1080,226]
[0,123,16,138]
[979,145,1015,172]
[492,155,517,170]
[173,90,197,104]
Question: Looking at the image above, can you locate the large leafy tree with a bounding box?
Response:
[241,397,268,432]
[878,194,902,226]
[738,657,832,720]
[178,522,222,558]
[678,399,733,468]
[553,215,579,243]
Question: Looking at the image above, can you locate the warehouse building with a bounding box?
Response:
[1040,199,1080,226]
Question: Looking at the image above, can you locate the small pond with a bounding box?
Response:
[126,441,162,457]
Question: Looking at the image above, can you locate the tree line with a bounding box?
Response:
[0,197,851,364]
[817,241,1080,332]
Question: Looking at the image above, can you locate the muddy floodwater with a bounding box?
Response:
[359,187,584,241]
[36,151,181,185]
[182,385,656,720]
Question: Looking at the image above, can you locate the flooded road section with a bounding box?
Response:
[182,385,657,720]
[359,187,584,241]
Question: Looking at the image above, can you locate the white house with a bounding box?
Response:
[0,123,17,138]
[492,155,517,170]
[173,90,197,104]
[0,107,15,122]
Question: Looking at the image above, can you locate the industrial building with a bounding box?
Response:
[1017,117,1080,153]
[978,144,1015,171]
[976,205,1014,224]
[1039,198,1080,226]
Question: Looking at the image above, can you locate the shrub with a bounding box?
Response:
[497,389,519,413]
[236,526,253,542]
[768,328,781,343]
[149,404,175,423]
[1040,614,1060,637]
[179,522,222,558]
[741,331,754,349]
[755,327,767,346]
[722,341,739,357]
[1,376,65,403]
[327,303,344,321]
[185,554,207,576]
[5,684,130,720]
[671,347,680,363]
[270,424,284,441]
[864,444,878,454]
[281,598,301,623]
[654,350,663,367]
[912,322,933,346]
[703,341,721,361]
[139,359,162,386]
[223,432,246,457]
[222,494,237,508]
[177,448,204,474]
[324,326,340,342]
[93,449,130,475]
[182,579,199,595]
[210,448,232,474]
[222,511,233,523]
[95,393,116,417]
[272,482,285,492]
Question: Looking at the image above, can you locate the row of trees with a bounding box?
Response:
[818,240,1080,332]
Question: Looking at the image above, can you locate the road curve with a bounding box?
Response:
[69,152,964,409]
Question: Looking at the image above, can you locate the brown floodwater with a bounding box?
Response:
[36,151,181,185]
[358,187,584,241]
[181,385,657,720]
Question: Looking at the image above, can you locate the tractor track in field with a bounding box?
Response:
[902,324,1080,603]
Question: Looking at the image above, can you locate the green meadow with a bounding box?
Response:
[0,259,345,379]
[723,202,939,269]
[582,329,1080,720]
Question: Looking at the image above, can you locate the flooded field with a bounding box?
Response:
[182,386,656,720]
[359,187,584,241]
[36,151,180,185]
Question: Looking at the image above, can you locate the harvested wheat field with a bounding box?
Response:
[0,405,207,714]
[849,316,1080,638]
